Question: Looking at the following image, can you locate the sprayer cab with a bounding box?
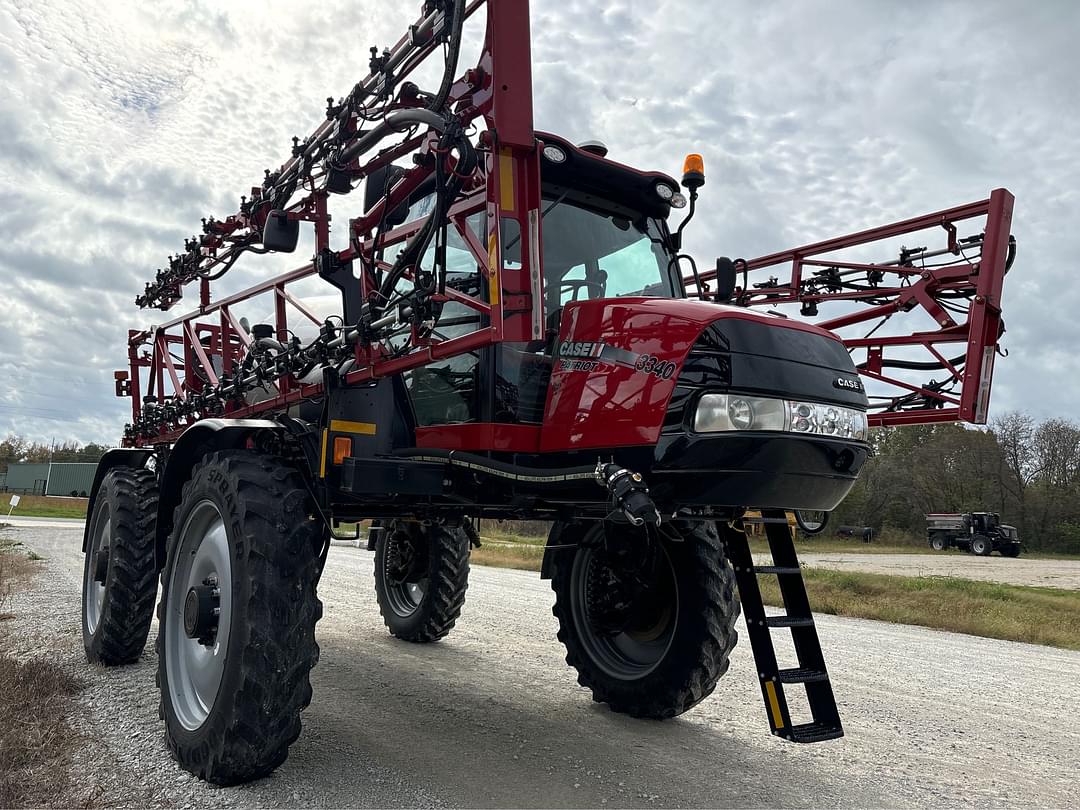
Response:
[311,129,872,523]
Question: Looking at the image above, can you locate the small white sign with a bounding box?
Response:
[8,495,19,508]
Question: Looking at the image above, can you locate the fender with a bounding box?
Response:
[154,419,285,571]
[82,448,154,552]
[539,521,589,580]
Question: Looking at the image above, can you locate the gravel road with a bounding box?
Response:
[760,551,1080,590]
[4,520,1079,808]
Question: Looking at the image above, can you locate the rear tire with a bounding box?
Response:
[929,534,947,552]
[156,451,322,785]
[374,520,470,642]
[970,535,992,556]
[550,521,740,719]
[82,467,158,665]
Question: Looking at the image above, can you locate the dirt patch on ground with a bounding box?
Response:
[0,656,84,807]
[0,544,86,808]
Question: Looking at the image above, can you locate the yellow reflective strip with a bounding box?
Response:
[499,148,515,212]
[487,232,500,305]
[764,681,785,729]
[329,419,377,435]
[319,429,328,478]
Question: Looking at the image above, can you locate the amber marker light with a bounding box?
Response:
[682,153,705,190]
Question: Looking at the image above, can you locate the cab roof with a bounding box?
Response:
[535,132,681,220]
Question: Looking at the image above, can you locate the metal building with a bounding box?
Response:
[3,462,96,496]
[4,463,50,495]
[45,463,96,497]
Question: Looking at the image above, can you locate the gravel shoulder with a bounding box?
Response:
[770,551,1080,590]
[4,522,1080,808]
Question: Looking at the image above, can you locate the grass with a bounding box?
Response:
[0,658,84,807]
[471,541,546,570]
[758,568,1080,651]
[2,493,88,520]
[0,543,85,808]
[469,537,1080,650]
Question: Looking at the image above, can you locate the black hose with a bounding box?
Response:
[340,108,449,165]
[394,448,597,484]
[859,354,966,372]
[375,121,477,305]
[427,0,465,114]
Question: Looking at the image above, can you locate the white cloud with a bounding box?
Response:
[0,0,1076,443]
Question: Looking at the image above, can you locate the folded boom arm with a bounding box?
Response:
[695,188,1015,426]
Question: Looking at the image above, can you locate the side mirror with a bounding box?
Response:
[364,164,409,227]
[714,256,737,303]
[262,210,299,253]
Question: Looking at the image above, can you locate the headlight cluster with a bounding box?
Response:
[693,393,868,440]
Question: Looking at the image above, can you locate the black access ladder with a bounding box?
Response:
[723,509,844,743]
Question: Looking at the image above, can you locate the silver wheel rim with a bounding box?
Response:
[84,511,109,635]
[165,500,233,731]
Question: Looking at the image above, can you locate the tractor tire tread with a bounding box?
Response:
[156,451,321,786]
[550,521,740,719]
[374,521,469,643]
[84,467,159,666]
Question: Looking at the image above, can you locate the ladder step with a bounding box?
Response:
[776,667,829,684]
[722,514,843,745]
[755,565,801,575]
[741,517,792,525]
[788,722,844,743]
[766,615,815,628]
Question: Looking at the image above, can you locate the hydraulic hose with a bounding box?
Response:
[339,108,450,165]
[394,448,598,484]
[427,0,465,113]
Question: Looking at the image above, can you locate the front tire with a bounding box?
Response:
[373,520,470,642]
[970,535,992,556]
[550,521,740,719]
[82,467,158,665]
[156,451,322,785]
[1001,544,1021,558]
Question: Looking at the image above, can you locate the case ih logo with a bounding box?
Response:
[834,376,864,392]
[558,340,606,359]
[556,340,676,379]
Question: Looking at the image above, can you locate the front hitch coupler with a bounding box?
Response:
[595,462,661,526]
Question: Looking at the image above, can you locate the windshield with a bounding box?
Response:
[535,199,679,314]
[395,190,680,319]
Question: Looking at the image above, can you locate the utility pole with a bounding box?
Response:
[44,437,55,497]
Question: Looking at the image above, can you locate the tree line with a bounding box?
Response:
[833,412,1080,554]
[0,436,110,472]
[3,415,1077,553]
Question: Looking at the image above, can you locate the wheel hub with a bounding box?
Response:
[386,532,423,585]
[586,543,662,635]
[183,576,220,646]
[569,539,680,681]
[93,547,110,584]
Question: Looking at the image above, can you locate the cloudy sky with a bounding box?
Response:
[0,0,1077,445]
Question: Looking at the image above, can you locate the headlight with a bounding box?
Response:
[654,181,675,200]
[695,394,787,432]
[542,144,567,163]
[694,393,867,440]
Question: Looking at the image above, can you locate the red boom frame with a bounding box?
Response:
[118,0,1014,445]
[696,188,1014,426]
[121,0,546,446]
